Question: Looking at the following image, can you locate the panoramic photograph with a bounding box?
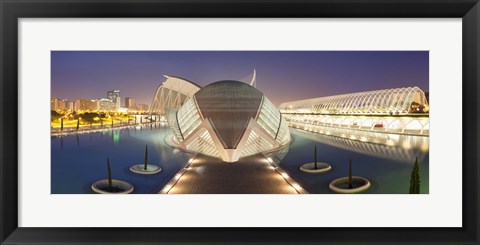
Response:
[51,51,429,194]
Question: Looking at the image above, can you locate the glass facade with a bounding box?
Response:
[184,130,219,157]
[177,98,202,139]
[257,97,281,139]
[165,108,183,141]
[240,129,274,157]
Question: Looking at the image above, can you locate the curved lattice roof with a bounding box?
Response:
[150,75,201,114]
[279,86,429,115]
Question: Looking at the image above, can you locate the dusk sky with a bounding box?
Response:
[51,51,428,107]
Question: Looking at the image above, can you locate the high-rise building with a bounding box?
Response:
[98,98,117,111]
[51,98,74,112]
[125,97,136,110]
[51,97,59,111]
[65,101,74,112]
[136,104,149,112]
[75,99,99,112]
[107,90,121,111]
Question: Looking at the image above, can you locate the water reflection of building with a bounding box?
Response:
[279,87,429,136]
[291,127,428,163]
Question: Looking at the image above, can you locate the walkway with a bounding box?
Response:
[167,154,298,194]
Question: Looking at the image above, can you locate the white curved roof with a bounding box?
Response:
[279,86,429,115]
[161,75,201,97]
[150,75,201,114]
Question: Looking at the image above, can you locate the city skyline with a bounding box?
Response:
[51,51,429,106]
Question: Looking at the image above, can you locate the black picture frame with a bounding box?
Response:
[1,0,478,244]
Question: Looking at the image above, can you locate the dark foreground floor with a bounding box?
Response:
[168,154,298,194]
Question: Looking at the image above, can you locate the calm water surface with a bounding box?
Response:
[51,125,429,194]
[51,124,192,194]
[278,128,429,194]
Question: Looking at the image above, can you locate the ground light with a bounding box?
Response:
[130,144,162,175]
[92,157,134,194]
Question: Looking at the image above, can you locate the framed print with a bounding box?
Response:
[1,0,479,244]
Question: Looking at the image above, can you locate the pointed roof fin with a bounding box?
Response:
[249,69,256,88]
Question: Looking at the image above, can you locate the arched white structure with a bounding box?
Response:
[167,80,291,162]
[150,75,201,115]
[279,86,429,115]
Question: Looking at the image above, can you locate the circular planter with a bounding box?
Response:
[300,162,332,173]
[91,179,134,194]
[129,164,162,175]
[329,176,371,194]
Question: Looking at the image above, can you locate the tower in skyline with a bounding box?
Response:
[125,97,136,110]
[107,89,121,111]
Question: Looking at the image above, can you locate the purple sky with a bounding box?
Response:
[51,51,428,107]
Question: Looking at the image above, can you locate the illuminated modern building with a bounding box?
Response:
[166,80,291,162]
[279,87,430,136]
[279,87,429,115]
[98,98,117,111]
[125,97,136,110]
[74,99,99,112]
[136,104,149,112]
[107,89,121,111]
[50,97,59,111]
[51,98,74,112]
[150,75,201,115]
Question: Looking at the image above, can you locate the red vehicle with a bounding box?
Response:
[374,123,384,128]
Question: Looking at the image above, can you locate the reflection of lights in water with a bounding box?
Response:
[420,142,429,152]
[386,139,395,146]
[292,126,429,163]
[402,141,411,150]
[113,131,120,144]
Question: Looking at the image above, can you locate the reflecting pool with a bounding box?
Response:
[51,124,193,194]
[51,124,429,194]
[276,128,429,194]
